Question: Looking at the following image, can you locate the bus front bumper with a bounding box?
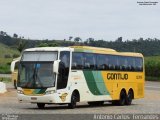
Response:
[17,93,68,104]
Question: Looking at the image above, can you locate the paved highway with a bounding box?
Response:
[0,81,159,114]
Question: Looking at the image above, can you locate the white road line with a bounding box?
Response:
[145,85,160,89]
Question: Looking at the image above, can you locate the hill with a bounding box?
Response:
[145,56,160,81]
[0,43,20,73]
[0,30,160,80]
[1,32,160,56]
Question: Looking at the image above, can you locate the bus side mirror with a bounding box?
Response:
[11,59,20,72]
[53,60,60,74]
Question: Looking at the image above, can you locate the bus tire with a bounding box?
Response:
[14,80,17,89]
[116,90,126,106]
[37,103,45,109]
[126,90,133,105]
[68,92,77,109]
[112,100,119,105]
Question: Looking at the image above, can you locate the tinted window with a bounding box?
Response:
[84,53,96,69]
[72,52,84,69]
[71,52,143,72]
[127,57,135,71]
[57,51,70,89]
[108,55,118,70]
[135,57,143,71]
[97,54,109,70]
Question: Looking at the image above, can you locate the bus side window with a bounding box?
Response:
[118,56,126,71]
[135,57,143,71]
[115,56,119,70]
[127,57,135,71]
[84,53,96,70]
[72,52,84,69]
[97,55,109,70]
[108,55,117,70]
[57,51,70,89]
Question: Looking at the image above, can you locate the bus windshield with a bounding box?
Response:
[18,51,57,88]
[18,62,56,88]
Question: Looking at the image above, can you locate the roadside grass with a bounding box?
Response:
[145,76,160,81]
[0,58,12,74]
[0,43,19,58]
[145,56,160,62]
[0,43,20,74]
[145,56,160,81]
[0,77,11,83]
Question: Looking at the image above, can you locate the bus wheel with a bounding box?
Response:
[118,90,126,106]
[126,90,133,105]
[37,103,45,109]
[112,100,119,105]
[14,80,17,89]
[68,92,77,109]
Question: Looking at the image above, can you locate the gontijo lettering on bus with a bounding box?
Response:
[107,73,128,80]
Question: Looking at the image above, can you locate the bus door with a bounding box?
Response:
[57,51,70,91]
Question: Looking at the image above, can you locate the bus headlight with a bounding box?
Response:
[17,90,24,94]
[45,90,55,95]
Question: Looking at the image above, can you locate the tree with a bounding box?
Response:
[69,36,73,41]
[116,37,122,42]
[0,31,4,35]
[74,37,82,42]
[86,38,94,44]
[37,42,59,47]
[17,40,26,52]
[0,31,8,36]
[48,43,59,47]
[37,43,48,47]
[13,33,18,38]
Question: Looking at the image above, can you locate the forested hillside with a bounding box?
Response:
[0,31,160,81]
[0,31,160,56]
[0,43,20,73]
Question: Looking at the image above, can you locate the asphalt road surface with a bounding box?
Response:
[0,81,159,114]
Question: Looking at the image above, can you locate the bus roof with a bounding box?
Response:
[23,46,143,57]
[71,46,116,52]
[71,46,143,57]
[24,47,72,52]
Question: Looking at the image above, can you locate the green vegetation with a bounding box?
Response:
[1,31,160,56]
[145,56,160,81]
[0,77,11,83]
[0,43,20,73]
[0,31,160,81]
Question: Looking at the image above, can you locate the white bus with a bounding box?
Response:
[17,46,144,109]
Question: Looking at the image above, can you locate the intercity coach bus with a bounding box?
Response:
[17,46,144,109]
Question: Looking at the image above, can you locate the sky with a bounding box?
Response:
[0,0,160,41]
